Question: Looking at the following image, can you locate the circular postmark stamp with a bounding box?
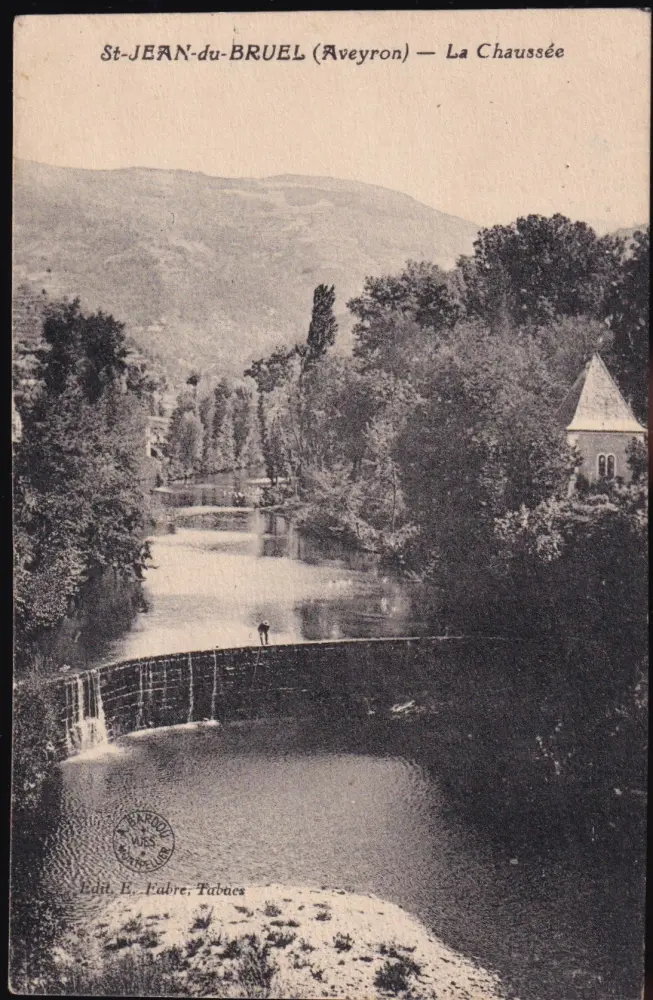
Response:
[113,810,175,873]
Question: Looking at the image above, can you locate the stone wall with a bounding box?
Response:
[28,635,584,762]
[38,637,498,759]
[568,430,644,483]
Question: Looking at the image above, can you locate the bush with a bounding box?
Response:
[32,949,190,997]
[12,667,60,815]
[265,930,296,949]
[374,956,421,995]
[237,935,279,994]
[190,906,214,931]
[333,932,353,952]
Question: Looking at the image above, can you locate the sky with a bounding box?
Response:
[13,9,651,229]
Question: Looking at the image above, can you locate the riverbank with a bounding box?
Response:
[52,885,508,999]
[261,496,387,561]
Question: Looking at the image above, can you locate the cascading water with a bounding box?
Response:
[67,671,108,754]
[136,663,144,729]
[211,650,218,720]
[188,653,194,723]
[64,682,74,755]
[146,660,153,726]
[162,660,168,715]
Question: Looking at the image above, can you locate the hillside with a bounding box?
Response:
[13,160,481,378]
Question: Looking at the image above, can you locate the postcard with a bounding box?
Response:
[11,10,649,999]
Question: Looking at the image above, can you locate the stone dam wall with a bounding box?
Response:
[18,636,555,760]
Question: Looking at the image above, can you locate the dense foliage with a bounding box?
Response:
[12,219,648,844]
[13,293,158,652]
[165,376,262,479]
[244,218,648,833]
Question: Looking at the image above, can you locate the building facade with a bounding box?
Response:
[558,354,646,485]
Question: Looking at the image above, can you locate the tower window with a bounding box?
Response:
[597,454,616,479]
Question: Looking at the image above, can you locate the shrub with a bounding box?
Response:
[137,928,161,949]
[44,949,187,996]
[185,936,204,958]
[333,932,353,952]
[374,955,422,995]
[221,938,242,960]
[237,935,279,994]
[190,906,214,931]
[11,668,61,815]
[265,930,296,949]
[121,916,142,935]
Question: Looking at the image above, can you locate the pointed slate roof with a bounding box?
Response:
[557,353,646,433]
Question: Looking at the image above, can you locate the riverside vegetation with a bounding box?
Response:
[237,217,647,854]
[13,215,648,834]
[11,215,648,995]
[29,886,507,999]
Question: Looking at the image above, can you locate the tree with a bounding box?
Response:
[604,228,649,421]
[231,384,261,468]
[245,281,341,486]
[529,314,611,393]
[395,319,574,625]
[210,378,236,471]
[14,298,155,647]
[36,298,129,404]
[198,393,216,473]
[174,411,203,475]
[245,348,296,481]
[458,214,623,328]
[494,468,647,809]
[348,260,459,372]
[305,284,338,363]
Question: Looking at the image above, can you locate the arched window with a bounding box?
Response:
[597,454,616,479]
[598,454,606,478]
[607,454,615,479]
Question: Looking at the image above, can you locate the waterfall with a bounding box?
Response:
[146,660,153,725]
[162,660,167,714]
[136,663,144,729]
[91,671,109,745]
[67,671,108,754]
[187,653,194,723]
[64,682,74,755]
[211,650,218,720]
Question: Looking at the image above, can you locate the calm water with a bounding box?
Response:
[14,477,643,1000]
[91,474,427,666]
[23,719,640,1000]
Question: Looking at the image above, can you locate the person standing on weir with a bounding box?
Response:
[257,621,270,646]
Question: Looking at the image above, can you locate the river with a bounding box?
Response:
[11,476,644,1000]
[52,473,430,670]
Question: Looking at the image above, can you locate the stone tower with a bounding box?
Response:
[557,353,646,484]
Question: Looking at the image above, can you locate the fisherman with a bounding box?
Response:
[257,621,270,646]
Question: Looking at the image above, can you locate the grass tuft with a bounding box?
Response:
[190,907,214,931]
[333,932,353,952]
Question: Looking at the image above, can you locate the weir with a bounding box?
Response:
[24,636,528,761]
[63,670,109,754]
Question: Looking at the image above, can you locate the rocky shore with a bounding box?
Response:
[55,884,509,999]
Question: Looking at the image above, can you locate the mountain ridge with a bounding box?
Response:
[16,160,642,381]
[13,160,482,378]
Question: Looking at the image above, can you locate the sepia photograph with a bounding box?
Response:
[10,9,649,999]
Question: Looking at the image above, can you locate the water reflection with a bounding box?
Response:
[84,479,426,666]
[24,473,428,671]
[18,717,638,1000]
[14,472,643,1000]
